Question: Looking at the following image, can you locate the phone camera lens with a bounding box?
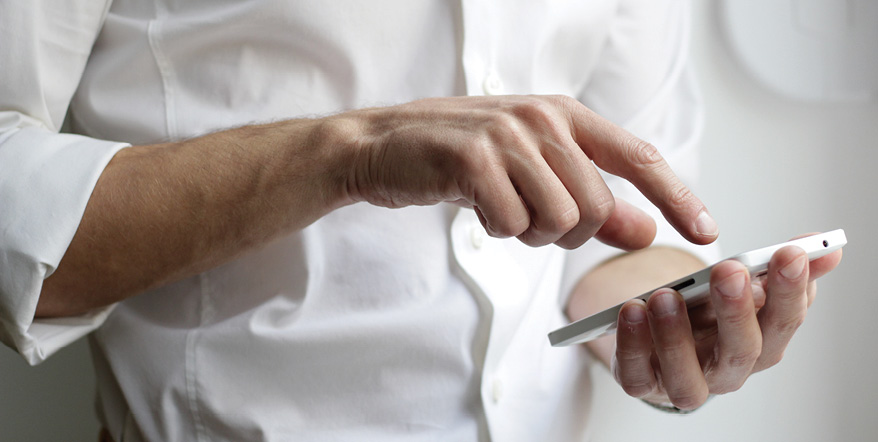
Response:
[823,240,829,247]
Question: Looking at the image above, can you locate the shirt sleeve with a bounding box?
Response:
[559,0,721,305]
[0,1,129,365]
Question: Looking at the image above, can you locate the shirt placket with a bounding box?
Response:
[450,207,535,440]
[460,0,506,97]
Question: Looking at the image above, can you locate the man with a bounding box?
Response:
[0,1,841,441]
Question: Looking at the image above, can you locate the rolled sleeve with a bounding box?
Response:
[0,0,125,365]
[560,0,720,305]
[0,126,127,365]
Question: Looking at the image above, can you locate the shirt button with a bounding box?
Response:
[483,73,504,95]
[491,378,504,403]
[470,225,486,249]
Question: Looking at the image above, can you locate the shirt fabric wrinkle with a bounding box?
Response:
[0,1,718,441]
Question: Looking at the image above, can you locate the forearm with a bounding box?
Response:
[37,117,359,318]
[566,247,706,367]
[36,94,718,319]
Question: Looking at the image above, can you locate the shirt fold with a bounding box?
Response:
[0,125,127,365]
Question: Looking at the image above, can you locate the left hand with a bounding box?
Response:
[611,240,843,410]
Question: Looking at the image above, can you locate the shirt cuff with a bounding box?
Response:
[0,126,129,365]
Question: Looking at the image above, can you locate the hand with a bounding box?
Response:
[611,236,843,410]
[337,95,718,250]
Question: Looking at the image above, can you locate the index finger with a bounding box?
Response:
[562,98,718,245]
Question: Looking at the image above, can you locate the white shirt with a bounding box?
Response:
[0,1,717,441]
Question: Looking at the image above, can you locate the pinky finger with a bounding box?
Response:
[613,300,657,398]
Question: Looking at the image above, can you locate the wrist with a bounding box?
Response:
[317,107,391,208]
[277,114,369,211]
[308,111,378,208]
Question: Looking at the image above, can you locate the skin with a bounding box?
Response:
[568,238,843,410]
[37,92,841,409]
[37,95,717,317]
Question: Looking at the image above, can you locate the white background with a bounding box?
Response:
[1,1,877,440]
[588,2,878,441]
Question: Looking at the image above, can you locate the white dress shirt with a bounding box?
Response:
[0,1,718,441]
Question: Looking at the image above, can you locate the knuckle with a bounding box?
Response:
[774,313,806,336]
[761,351,785,369]
[492,111,522,133]
[721,308,755,328]
[461,137,494,171]
[723,348,761,370]
[516,230,545,247]
[543,203,580,234]
[621,380,655,399]
[582,193,615,227]
[667,184,696,210]
[490,224,519,240]
[510,98,570,139]
[513,97,553,119]
[559,94,580,108]
[493,216,530,239]
[554,235,585,250]
[727,377,748,393]
[549,94,575,106]
[550,94,583,116]
[625,139,664,169]
[486,113,528,147]
[615,345,646,363]
[516,232,545,247]
[656,341,690,360]
[711,379,745,395]
[595,193,616,221]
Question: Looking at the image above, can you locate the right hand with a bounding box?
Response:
[338,95,717,250]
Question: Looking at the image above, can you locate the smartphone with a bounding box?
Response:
[548,229,847,347]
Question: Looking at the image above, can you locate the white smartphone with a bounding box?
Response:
[548,229,847,347]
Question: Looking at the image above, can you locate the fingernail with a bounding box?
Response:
[650,291,679,318]
[715,272,745,299]
[780,255,807,280]
[695,210,719,238]
[622,303,646,324]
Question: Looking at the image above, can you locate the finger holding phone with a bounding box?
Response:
[567,234,844,411]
